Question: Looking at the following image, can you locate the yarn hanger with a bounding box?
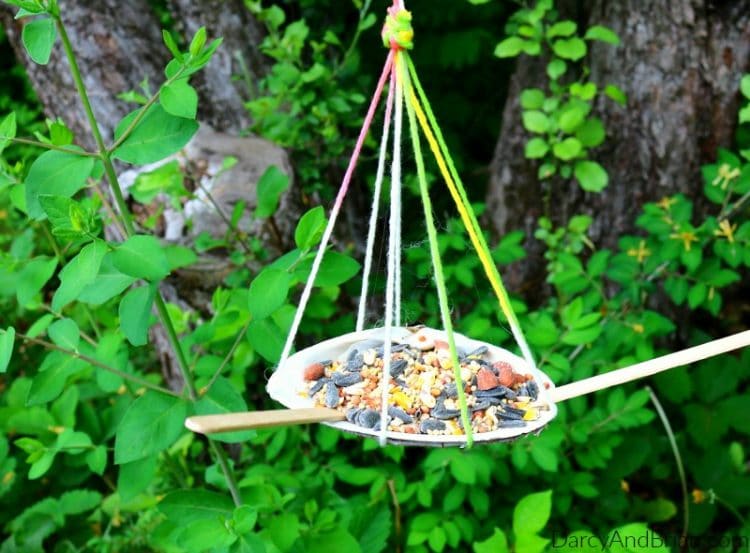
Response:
[184,2,750,447]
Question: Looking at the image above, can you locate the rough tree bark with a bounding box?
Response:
[0,0,267,139]
[486,0,750,292]
[0,0,167,148]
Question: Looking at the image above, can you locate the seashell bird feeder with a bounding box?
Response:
[185,1,750,447]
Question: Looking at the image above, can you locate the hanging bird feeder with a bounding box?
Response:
[185,2,750,447]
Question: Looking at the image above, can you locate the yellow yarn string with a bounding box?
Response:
[406,88,519,324]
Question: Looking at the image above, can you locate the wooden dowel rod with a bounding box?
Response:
[185,407,346,435]
[548,330,750,403]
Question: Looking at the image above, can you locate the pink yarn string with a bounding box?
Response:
[330,49,394,217]
[277,49,395,367]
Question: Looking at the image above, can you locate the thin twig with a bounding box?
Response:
[387,479,402,553]
[16,332,181,398]
[201,320,250,395]
[10,137,100,157]
[195,181,253,256]
[647,386,689,547]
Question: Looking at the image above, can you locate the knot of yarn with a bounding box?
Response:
[381,8,413,50]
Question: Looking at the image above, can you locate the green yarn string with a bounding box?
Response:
[399,52,474,447]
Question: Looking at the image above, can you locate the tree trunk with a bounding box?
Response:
[486,0,750,292]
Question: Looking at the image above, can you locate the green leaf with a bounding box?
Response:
[195,377,255,443]
[574,160,609,192]
[0,112,17,156]
[119,284,156,346]
[130,160,185,204]
[295,251,360,287]
[28,449,56,479]
[48,318,79,351]
[112,235,170,281]
[305,528,362,553]
[520,89,545,110]
[494,36,524,58]
[546,21,577,39]
[22,16,57,65]
[530,444,558,472]
[247,268,291,320]
[165,245,197,270]
[552,138,582,160]
[161,80,198,119]
[576,118,605,147]
[522,111,549,134]
[552,38,586,60]
[546,59,566,80]
[525,138,549,159]
[78,254,137,305]
[605,84,627,106]
[0,327,15,374]
[512,490,552,536]
[189,27,207,56]
[255,166,290,218]
[741,75,750,99]
[16,256,57,307]
[584,25,620,44]
[113,103,198,165]
[162,29,182,60]
[85,445,107,475]
[450,457,476,484]
[117,455,157,502]
[159,489,234,524]
[177,518,237,552]
[558,106,587,133]
[114,391,188,464]
[27,352,85,405]
[52,240,108,311]
[294,206,326,250]
[247,318,285,363]
[38,195,90,238]
[60,489,102,515]
[24,149,94,219]
[473,529,508,553]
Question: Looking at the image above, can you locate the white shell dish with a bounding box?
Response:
[267,326,558,446]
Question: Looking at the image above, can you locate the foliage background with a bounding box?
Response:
[1,1,749,552]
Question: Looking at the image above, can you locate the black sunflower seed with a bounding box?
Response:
[389,359,408,377]
[325,384,339,408]
[308,377,329,397]
[388,406,413,423]
[419,419,446,433]
[356,409,380,429]
[332,372,363,387]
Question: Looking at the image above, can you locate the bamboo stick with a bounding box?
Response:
[185,407,346,434]
[548,329,750,403]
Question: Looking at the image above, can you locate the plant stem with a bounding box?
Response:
[647,386,689,547]
[16,332,180,398]
[154,295,197,399]
[209,440,243,506]
[202,320,250,395]
[10,137,100,157]
[55,13,242,507]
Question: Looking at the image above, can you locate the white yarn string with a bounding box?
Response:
[393,124,402,328]
[278,52,394,368]
[379,57,404,446]
[356,71,396,332]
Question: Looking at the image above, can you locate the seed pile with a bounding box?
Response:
[303,333,548,436]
